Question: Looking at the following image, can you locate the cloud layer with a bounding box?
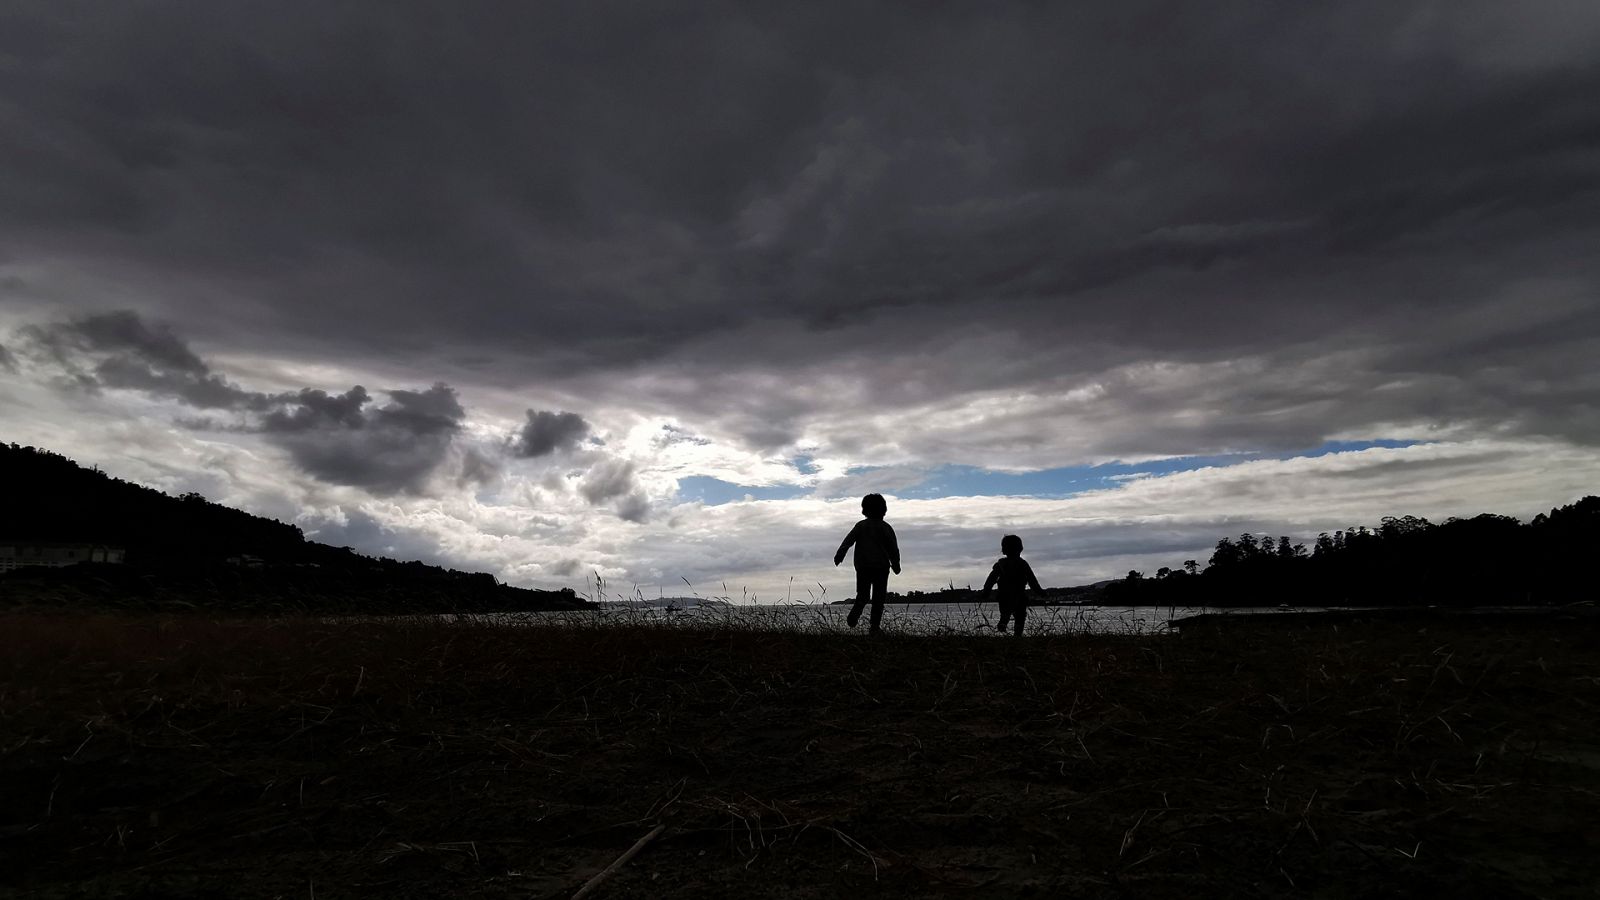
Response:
[2,3,1598,594]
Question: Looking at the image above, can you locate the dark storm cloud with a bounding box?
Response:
[578,459,639,504]
[19,310,268,409]
[615,492,651,525]
[579,458,650,523]
[15,310,471,494]
[2,2,1599,456]
[262,383,469,495]
[546,558,582,578]
[0,343,16,373]
[37,309,205,373]
[513,410,590,458]
[456,444,505,488]
[259,387,371,432]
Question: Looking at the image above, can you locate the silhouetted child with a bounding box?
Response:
[982,534,1041,636]
[834,493,901,634]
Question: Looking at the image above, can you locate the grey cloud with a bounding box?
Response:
[257,383,467,495]
[1320,449,1522,481]
[1,2,1597,464]
[14,310,471,494]
[513,410,589,458]
[579,458,639,505]
[0,343,15,373]
[92,356,264,410]
[18,309,196,371]
[19,311,268,409]
[373,384,465,437]
[5,6,1594,345]
[547,558,582,578]
[615,491,652,524]
[301,508,397,553]
[259,387,371,432]
[456,444,505,488]
[652,424,711,448]
[578,457,651,522]
[60,309,206,373]
[812,466,931,500]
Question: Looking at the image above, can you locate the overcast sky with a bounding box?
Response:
[3,2,1599,599]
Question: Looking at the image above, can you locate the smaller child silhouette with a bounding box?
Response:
[982,534,1042,636]
[834,493,901,634]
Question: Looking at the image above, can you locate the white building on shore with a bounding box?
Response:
[0,543,125,573]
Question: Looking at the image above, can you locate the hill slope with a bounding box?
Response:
[0,442,586,613]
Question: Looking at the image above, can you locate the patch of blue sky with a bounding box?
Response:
[679,440,1425,505]
[676,475,809,505]
[897,439,1428,500]
[1298,439,1418,457]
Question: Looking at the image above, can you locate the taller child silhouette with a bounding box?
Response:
[834,493,901,634]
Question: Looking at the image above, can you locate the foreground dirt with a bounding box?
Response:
[1,614,1597,898]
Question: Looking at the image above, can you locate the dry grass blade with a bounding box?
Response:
[826,826,884,880]
[570,823,666,900]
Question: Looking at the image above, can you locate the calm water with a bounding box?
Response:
[454,604,1322,636]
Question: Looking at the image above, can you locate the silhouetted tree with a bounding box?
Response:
[1237,534,1260,558]
[1101,496,1600,609]
[1209,538,1242,570]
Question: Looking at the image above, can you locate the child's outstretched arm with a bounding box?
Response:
[981,563,1001,597]
[1025,561,1043,594]
[833,523,859,566]
[887,524,901,575]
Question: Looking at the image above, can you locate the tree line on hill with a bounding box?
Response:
[1105,497,1600,607]
[0,442,585,613]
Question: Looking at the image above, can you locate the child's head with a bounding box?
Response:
[861,493,888,519]
[1001,534,1023,556]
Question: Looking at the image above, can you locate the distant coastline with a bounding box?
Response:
[0,442,589,615]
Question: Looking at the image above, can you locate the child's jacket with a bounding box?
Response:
[838,518,900,571]
[985,556,1042,601]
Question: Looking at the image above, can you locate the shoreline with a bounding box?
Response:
[1168,603,1600,631]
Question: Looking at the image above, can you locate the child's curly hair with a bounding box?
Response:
[1001,534,1023,555]
[861,493,888,517]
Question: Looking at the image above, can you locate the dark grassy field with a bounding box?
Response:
[2,613,1597,898]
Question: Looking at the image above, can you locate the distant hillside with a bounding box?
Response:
[0,442,587,614]
[1103,496,1600,608]
[596,597,732,610]
[0,442,309,561]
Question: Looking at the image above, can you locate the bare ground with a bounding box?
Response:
[1,613,1597,898]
